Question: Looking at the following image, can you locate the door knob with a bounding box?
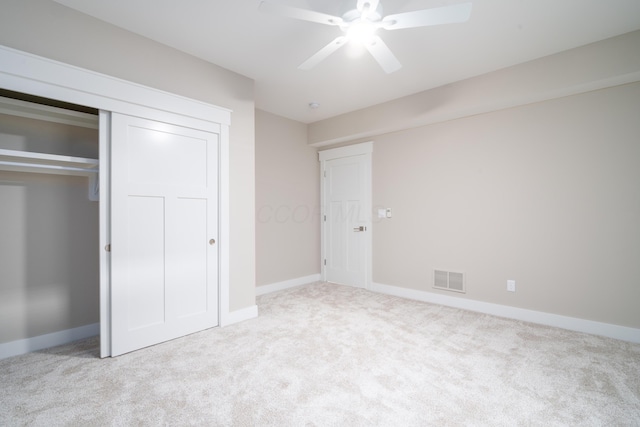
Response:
[353,226,366,232]
[209,239,216,245]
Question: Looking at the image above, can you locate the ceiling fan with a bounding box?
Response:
[259,0,473,73]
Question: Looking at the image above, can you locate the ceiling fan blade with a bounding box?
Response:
[364,36,402,73]
[381,2,472,30]
[259,1,343,26]
[298,36,348,70]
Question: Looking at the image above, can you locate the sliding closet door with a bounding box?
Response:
[110,113,219,356]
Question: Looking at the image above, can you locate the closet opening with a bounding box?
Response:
[0,89,100,353]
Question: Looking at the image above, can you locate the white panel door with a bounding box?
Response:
[110,113,219,356]
[324,154,370,288]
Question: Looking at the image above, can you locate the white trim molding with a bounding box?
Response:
[371,282,640,344]
[318,141,373,161]
[218,121,231,328]
[0,45,230,129]
[0,323,100,360]
[256,274,321,296]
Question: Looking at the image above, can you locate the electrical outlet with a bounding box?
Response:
[507,280,516,292]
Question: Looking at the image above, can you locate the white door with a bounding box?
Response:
[110,113,219,356]
[320,143,372,288]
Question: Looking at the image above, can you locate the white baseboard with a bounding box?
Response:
[1,307,261,359]
[0,323,100,360]
[370,282,640,344]
[256,274,321,296]
[222,304,259,327]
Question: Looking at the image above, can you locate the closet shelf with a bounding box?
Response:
[0,148,98,176]
[0,96,98,129]
[0,95,99,201]
[0,148,100,201]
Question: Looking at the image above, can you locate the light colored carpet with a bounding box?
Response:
[1,282,639,426]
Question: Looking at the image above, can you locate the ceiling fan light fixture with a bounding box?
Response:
[345,20,377,46]
[259,0,472,73]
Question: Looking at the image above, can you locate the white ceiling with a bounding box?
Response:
[53,0,640,123]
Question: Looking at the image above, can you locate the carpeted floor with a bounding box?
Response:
[1,282,639,426]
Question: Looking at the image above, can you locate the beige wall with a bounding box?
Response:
[0,0,255,343]
[2,0,637,341]
[371,82,640,329]
[307,30,640,330]
[309,30,640,146]
[255,109,320,286]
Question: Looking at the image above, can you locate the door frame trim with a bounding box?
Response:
[0,45,231,357]
[319,141,373,289]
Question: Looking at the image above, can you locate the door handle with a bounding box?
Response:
[353,226,366,232]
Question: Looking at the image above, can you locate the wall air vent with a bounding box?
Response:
[433,270,466,293]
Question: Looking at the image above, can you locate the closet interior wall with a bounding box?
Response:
[0,93,100,344]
